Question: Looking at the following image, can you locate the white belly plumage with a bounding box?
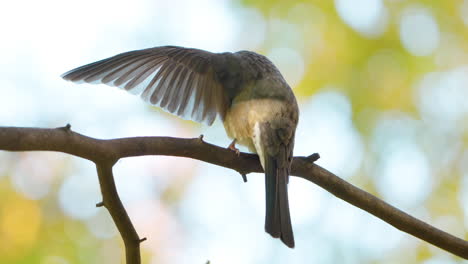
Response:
[223,98,288,168]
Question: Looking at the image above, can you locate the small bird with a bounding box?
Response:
[62,46,299,248]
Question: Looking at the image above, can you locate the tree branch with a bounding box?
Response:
[96,162,143,264]
[1,126,467,260]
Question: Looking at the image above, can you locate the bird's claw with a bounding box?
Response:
[230,147,240,156]
[228,139,240,156]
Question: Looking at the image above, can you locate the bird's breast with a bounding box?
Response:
[223,98,292,153]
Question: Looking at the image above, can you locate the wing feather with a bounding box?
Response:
[176,70,197,117]
[160,64,184,110]
[113,55,164,87]
[124,60,165,90]
[150,62,177,105]
[84,53,151,83]
[167,67,189,113]
[191,74,206,122]
[62,46,230,124]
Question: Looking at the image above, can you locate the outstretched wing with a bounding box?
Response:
[62,46,229,125]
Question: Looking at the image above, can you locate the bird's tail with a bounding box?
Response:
[264,150,295,248]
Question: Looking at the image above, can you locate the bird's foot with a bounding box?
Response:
[227,139,240,156]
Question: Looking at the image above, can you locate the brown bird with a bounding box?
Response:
[62,46,299,248]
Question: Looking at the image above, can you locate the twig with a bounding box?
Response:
[96,162,142,264]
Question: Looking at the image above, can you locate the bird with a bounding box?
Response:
[62,46,299,248]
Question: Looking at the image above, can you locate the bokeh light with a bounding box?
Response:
[267,47,305,88]
[295,90,363,179]
[40,255,70,264]
[335,0,388,38]
[370,112,433,209]
[11,153,63,200]
[233,7,267,50]
[58,164,101,220]
[399,6,440,56]
[415,67,468,131]
[376,139,432,209]
[460,0,468,27]
[460,172,468,228]
[85,210,118,240]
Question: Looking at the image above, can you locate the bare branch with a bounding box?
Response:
[1,126,467,260]
[96,162,142,264]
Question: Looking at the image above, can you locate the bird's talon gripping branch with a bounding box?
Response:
[228,139,240,156]
[198,134,204,142]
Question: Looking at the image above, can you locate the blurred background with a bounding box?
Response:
[0,0,467,263]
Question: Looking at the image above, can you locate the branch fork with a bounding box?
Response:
[0,126,466,262]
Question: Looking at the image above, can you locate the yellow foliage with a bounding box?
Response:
[0,193,41,259]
